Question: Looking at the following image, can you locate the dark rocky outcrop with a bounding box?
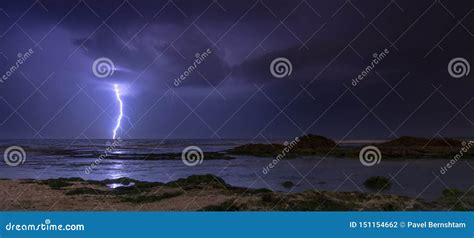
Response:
[295,134,336,149]
[380,136,462,147]
[227,134,336,157]
[228,143,284,157]
[364,176,391,191]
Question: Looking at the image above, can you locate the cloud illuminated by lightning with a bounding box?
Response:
[113,84,123,139]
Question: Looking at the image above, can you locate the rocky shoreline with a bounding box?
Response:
[227,135,474,159]
[11,135,474,161]
[0,175,472,211]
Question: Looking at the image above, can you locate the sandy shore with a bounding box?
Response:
[0,175,471,211]
[0,179,229,211]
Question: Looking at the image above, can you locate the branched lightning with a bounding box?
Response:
[113,84,123,139]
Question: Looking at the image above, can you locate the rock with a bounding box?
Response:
[363,176,391,191]
[295,134,336,149]
[228,135,337,157]
[281,181,295,189]
[166,174,230,189]
[381,136,461,147]
[228,143,283,157]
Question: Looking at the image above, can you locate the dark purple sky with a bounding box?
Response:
[0,0,472,140]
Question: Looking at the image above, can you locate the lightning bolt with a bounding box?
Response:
[113,84,123,139]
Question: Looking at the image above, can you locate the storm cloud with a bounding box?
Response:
[0,0,472,139]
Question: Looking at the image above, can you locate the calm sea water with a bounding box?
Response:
[0,139,472,200]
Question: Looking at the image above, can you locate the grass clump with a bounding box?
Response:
[442,188,463,197]
[41,180,73,190]
[167,174,229,189]
[261,193,279,204]
[121,191,183,203]
[200,199,243,211]
[65,188,106,196]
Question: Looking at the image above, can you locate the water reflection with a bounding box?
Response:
[107,160,129,179]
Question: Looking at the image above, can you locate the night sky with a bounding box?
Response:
[0,0,472,140]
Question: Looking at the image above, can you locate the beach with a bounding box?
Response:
[0,136,473,211]
[0,174,472,211]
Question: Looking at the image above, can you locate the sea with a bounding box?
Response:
[0,139,472,200]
